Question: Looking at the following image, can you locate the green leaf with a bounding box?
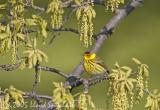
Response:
[23,50,32,54]
[76,8,82,20]
[25,19,37,26]
[17,33,25,41]
[37,53,43,62]
[33,38,37,48]
[41,29,47,38]
[0,33,9,40]
[145,97,153,108]
[52,82,75,109]
[37,49,48,62]
[32,53,37,66]
[28,50,34,58]
[114,62,120,68]
[132,57,141,65]
[0,4,6,9]
[4,86,24,107]
[122,66,131,71]
[0,25,5,31]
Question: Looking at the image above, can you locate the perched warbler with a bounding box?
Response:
[83,52,109,74]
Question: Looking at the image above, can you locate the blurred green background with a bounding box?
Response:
[0,0,160,109]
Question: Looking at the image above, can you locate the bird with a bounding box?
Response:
[83,51,109,75]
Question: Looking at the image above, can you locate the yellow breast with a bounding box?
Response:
[83,60,106,74]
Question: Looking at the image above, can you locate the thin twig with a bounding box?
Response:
[32,62,40,93]
[26,28,79,36]
[88,73,108,87]
[26,27,98,40]
[80,78,89,93]
[23,92,52,100]
[39,66,68,78]
[23,92,56,110]
[0,61,68,78]
[24,0,105,12]
[63,0,105,8]
[53,28,79,34]
[24,4,45,12]
[0,60,22,71]
[32,61,41,106]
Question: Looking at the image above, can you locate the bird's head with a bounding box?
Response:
[84,52,96,60]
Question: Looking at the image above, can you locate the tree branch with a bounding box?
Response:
[23,92,52,100]
[71,0,144,78]
[0,60,22,71]
[63,0,105,8]
[0,60,68,78]
[38,66,68,78]
[24,0,105,12]
[88,73,108,87]
[23,92,56,110]
[63,0,144,91]
[26,28,79,36]
[32,62,40,93]
[32,61,42,107]
[24,4,45,12]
